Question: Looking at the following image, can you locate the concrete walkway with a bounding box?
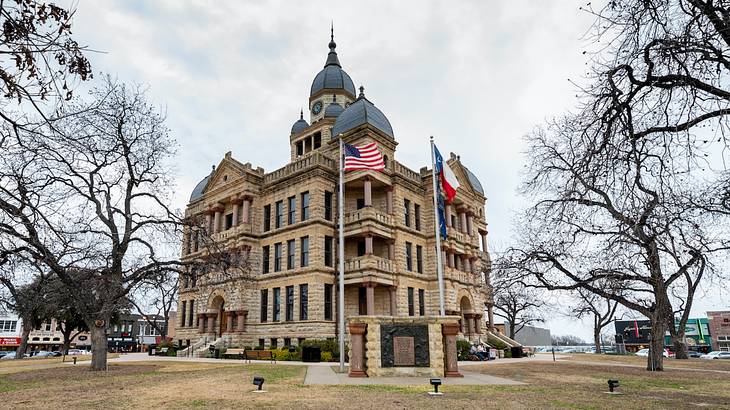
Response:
[303,365,525,386]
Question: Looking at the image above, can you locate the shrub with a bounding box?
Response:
[457,339,471,360]
[321,351,333,362]
[301,339,340,356]
[504,349,512,358]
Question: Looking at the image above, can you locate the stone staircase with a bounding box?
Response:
[486,330,521,348]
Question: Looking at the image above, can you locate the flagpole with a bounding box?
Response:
[430,136,446,316]
[338,134,346,373]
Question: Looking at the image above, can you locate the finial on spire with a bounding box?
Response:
[332,93,337,103]
[358,85,365,99]
[328,21,336,51]
[300,108,304,120]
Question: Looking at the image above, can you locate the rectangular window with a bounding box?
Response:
[313,132,321,149]
[414,204,421,231]
[405,242,413,271]
[263,205,271,232]
[404,199,411,227]
[301,191,310,220]
[324,284,333,321]
[324,236,333,267]
[408,287,415,316]
[451,215,457,230]
[300,236,309,267]
[287,239,296,270]
[358,287,367,315]
[288,196,296,225]
[324,191,333,221]
[299,284,308,321]
[419,289,425,316]
[356,198,365,210]
[180,301,187,327]
[357,240,366,257]
[284,337,291,347]
[271,338,278,349]
[260,289,268,322]
[275,200,284,229]
[188,300,195,327]
[273,287,281,322]
[225,213,233,230]
[274,243,282,272]
[416,245,423,273]
[258,338,265,349]
[285,285,294,322]
[296,140,303,156]
[262,245,270,274]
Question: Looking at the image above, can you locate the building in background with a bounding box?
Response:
[498,322,552,346]
[0,310,22,352]
[707,311,730,352]
[175,32,493,356]
[614,318,712,353]
[108,313,171,352]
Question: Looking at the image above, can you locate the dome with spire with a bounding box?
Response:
[332,86,394,138]
[291,109,309,134]
[324,94,344,118]
[310,27,356,97]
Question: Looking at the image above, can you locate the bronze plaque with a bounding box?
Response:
[393,336,415,366]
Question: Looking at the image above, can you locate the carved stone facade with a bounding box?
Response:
[175,33,494,354]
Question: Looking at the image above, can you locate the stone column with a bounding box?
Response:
[206,313,216,333]
[242,198,251,224]
[474,314,483,334]
[445,205,452,227]
[236,310,247,332]
[388,241,395,260]
[213,211,221,234]
[364,178,372,207]
[232,203,239,226]
[205,214,212,233]
[480,232,488,252]
[488,304,495,331]
[464,313,474,335]
[463,257,471,273]
[441,250,447,268]
[460,211,467,233]
[365,235,373,255]
[442,323,463,377]
[197,314,206,333]
[467,213,474,235]
[389,287,397,316]
[386,188,393,214]
[226,311,234,333]
[448,252,455,268]
[366,283,375,316]
[348,323,368,377]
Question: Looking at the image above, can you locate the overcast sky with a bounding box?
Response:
[71,0,728,341]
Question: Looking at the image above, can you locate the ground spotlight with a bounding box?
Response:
[607,379,620,393]
[429,378,443,396]
[253,376,266,393]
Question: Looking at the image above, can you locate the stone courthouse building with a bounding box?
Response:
[176,33,494,355]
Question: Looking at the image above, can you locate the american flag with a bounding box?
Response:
[343,142,385,171]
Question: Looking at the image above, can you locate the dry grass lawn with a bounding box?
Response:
[0,355,728,409]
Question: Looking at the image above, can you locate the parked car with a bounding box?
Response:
[635,348,670,357]
[66,349,89,356]
[687,351,703,358]
[0,351,29,360]
[700,351,730,360]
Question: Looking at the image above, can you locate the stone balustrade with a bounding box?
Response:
[343,207,394,226]
[345,255,395,274]
[263,152,335,184]
[393,161,422,184]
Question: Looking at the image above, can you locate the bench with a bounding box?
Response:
[244,349,276,364]
[221,348,246,360]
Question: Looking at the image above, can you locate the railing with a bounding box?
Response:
[343,207,394,226]
[393,161,422,184]
[211,223,252,241]
[344,255,395,274]
[263,152,335,184]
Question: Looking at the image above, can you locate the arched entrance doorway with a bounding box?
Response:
[459,296,473,335]
[211,295,226,338]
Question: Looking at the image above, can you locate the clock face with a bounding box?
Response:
[312,101,323,115]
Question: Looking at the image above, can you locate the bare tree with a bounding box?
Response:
[0,77,184,370]
[502,0,730,371]
[129,271,178,341]
[570,290,619,354]
[491,275,547,340]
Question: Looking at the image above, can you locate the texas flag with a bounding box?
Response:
[434,145,460,203]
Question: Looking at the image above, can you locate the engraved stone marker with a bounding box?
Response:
[393,336,415,366]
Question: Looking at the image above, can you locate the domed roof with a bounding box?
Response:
[464,166,484,196]
[332,86,394,138]
[291,109,309,134]
[310,30,356,97]
[190,173,211,202]
[324,94,344,118]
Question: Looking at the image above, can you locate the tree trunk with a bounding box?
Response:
[509,323,516,339]
[647,317,665,371]
[672,331,688,360]
[89,319,109,371]
[593,327,602,354]
[15,326,31,360]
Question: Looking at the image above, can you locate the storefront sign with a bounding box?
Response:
[0,337,21,346]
